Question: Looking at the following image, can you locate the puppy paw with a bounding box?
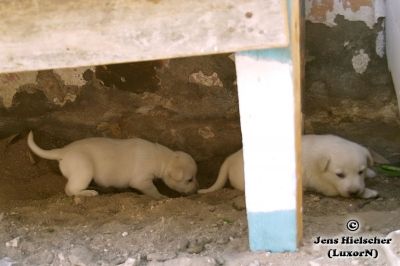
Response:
[78,190,99,197]
[361,188,379,199]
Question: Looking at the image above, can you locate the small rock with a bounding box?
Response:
[24,250,54,265]
[68,246,94,266]
[187,240,205,254]
[117,257,140,266]
[5,237,20,248]
[155,256,217,266]
[309,257,324,266]
[177,238,189,251]
[216,237,229,244]
[122,232,128,237]
[147,252,176,262]
[208,206,216,212]
[310,195,320,202]
[0,257,16,266]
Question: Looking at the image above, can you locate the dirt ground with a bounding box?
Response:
[0,134,399,266]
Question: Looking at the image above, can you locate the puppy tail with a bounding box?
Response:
[27,131,63,161]
[198,158,230,194]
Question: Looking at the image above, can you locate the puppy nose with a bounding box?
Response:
[349,190,360,197]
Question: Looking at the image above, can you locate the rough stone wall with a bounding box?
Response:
[304,0,400,158]
[0,54,241,188]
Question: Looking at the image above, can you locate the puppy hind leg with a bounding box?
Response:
[64,173,98,197]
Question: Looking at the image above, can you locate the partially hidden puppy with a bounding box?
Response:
[198,134,378,199]
[198,149,244,193]
[27,131,198,199]
[302,134,378,199]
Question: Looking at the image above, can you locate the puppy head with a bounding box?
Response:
[163,151,198,194]
[320,145,373,198]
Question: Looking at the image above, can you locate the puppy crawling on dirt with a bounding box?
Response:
[27,131,198,199]
[198,149,244,193]
[302,134,378,199]
[198,134,378,199]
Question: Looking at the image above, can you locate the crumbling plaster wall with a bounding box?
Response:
[304,0,400,157]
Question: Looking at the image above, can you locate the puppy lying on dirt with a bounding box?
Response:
[27,131,198,199]
[198,134,378,199]
[303,134,378,198]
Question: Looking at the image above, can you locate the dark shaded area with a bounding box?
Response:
[95,61,163,93]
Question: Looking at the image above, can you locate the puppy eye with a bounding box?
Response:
[187,177,193,183]
[336,173,346,178]
[358,170,364,175]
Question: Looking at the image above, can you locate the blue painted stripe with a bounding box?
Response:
[238,48,291,63]
[247,210,297,252]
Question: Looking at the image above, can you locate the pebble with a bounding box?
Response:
[117,257,141,266]
[187,240,205,254]
[147,252,177,262]
[176,238,189,251]
[216,237,229,245]
[122,232,128,237]
[208,206,216,212]
[308,256,324,266]
[0,257,16,266]
[23,250,54,265]
[5,237,20,248]
[149,256,217,266]
[68,246,94,266]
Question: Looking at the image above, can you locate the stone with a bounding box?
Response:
[68,246,94,266]
[149,256,217,266]
[0,257,16,266]
[5,237,20,248]
[117,257,141,266]
[147,252,177,262]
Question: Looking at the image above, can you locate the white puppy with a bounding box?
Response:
[198,149,244,193]
[302,134,378,199]
[198,134,378,199]
[27,131,198,198]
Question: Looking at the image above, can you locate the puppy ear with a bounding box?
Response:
[170,170,184,181]
[365,149,374,167]
[319,156,330,172]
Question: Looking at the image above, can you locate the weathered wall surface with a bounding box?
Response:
[0,55,241,188]
[304,0,400,157]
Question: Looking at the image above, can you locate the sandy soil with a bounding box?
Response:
[0,137,399,266]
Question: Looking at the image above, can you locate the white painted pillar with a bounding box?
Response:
[235,48,299,252]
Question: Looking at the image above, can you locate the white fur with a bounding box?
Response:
[302,134,378,199]
[198,134,378,199]
[198,149,244,193]
[27,131,198,198]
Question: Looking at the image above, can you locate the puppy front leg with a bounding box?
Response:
[360,188,379,199]
[135,181,167,200]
